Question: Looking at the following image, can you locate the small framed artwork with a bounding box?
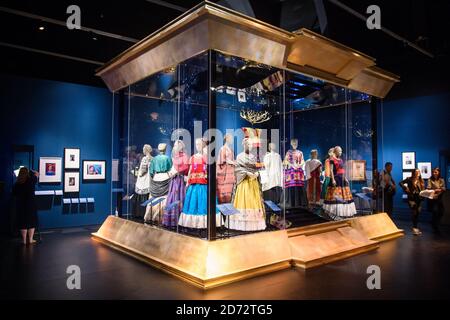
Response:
[64,148,80,170]
[64,172,80,193]
[402,152,416,170]
[347,160,367,181]
[83,160,106,182]
[39,157,62,183]
[402,171,413,181]
[417,162,432,179]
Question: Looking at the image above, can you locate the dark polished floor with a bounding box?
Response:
[1,219,449,300]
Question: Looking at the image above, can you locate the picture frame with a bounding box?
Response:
[402,171,413,181]
[347,160,367,181]
[402,152,416,170]
[39,157,62,183]
[64,172,80,193]
[83,160,106,182]
[64,148,80,170]
[417,162,432,179]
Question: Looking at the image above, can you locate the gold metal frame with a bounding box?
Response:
[92,213,403,289]
[96,1,399,98]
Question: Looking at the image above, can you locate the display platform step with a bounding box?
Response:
[289,225,379,269]
[92,213,403,289]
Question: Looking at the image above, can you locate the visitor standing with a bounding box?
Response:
[380,162,396,216]
[13,167,39,245]
[399,169,425,236]
[427,168,446,234]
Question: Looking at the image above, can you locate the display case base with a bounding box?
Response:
[92,213,402,289]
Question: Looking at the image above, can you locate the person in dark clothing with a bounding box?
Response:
[427,168,446,234]
[13,167,39,245]
[399,169,425,236]
[380,162,396,216]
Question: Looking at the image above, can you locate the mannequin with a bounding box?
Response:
[178,138,222,229]
[262,142,283,203]
[216,133,236,203]
[323,146,356,219]
[162,140,189,228]
[282,138,307,209]
[133,144,152,218]
[227,138,266,231]
[144,143,173,223]
[320,148,335,204]
[305,149,322,206]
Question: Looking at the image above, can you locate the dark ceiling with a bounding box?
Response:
[0,0,449,100]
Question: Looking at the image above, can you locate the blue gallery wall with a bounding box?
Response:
[0,74,112,230]
[379,93,450,211]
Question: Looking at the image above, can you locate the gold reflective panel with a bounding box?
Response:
[96,1,399,97]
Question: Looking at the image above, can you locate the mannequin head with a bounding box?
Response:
[143,144,152,157]
[242,138,252,153]
[310,149,318,160]
[290,139,298,150]
[334,146,343,158]
[328,148,335,158]
[195,138,205,154]
[172,140,185,153]
[158,143,167,154]
[224,133,233,145]
[269,142,277,152]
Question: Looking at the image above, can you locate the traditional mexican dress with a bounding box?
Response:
[149,154,172,197]
[323,157,356,219]
[282,149,307,209]
[162,151,189,227]
[216,144,236,203]
[178,154,222,229]
[133,155,151,218]
[262,151,283,204]
[305,158,322,205]
[320,158,332,203]
[227,152,266,231]
[144,154,172,222]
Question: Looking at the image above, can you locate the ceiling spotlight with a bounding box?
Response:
[38,26,45,31]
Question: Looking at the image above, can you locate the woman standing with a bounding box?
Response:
[13,167,39,245]
[427,168,446,234]
[399,169,425,235]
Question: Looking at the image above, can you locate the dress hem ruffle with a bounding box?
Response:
[178,213,223,229]
[322,203,357,218]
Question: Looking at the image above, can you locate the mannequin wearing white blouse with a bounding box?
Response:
[262,143,283,203]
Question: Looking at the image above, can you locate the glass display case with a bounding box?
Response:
[110,50,384,241]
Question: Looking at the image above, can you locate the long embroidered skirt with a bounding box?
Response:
[162,175,185,227]
[227,177,266,231]
[178,184,222,229]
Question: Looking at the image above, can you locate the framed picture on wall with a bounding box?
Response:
[64,148,80,170]
[417,162,432,179]
[83,160,106,182]
[347,160,367,181]
[402,171,413,181]
[402,152,416,170]
[64,172,80,193]
[39,157,62,183]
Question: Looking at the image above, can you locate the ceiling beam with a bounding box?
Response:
[144,0,188,12]
[0,6,139,43]
[0,41,104,65]
[326,0,434,58]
